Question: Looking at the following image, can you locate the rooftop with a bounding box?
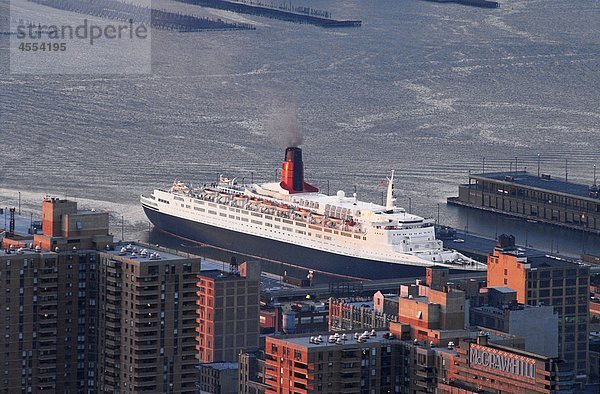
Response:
[0,246,51,257]
[103,242,196,263]
[471,171,598,200]
[486,286,515,293]
[526,254,586,269]
[334,297,375,309]
[198,362,238,371]
[270,330,403,349]
[198,269,246,281]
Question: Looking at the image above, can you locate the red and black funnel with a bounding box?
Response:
[280,147,318,194]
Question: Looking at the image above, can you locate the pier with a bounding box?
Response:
[174,0,362,28]
[26,0,255,31]
[422,0,499,9]
[449,171,600,235]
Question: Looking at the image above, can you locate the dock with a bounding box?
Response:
[174,0,362,28]
[449,171,600,235]
[422,0,499,8]
[26,0,255,31]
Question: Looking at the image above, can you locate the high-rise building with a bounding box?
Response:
[487,237,591,378]
[96,243,201,393]
[0,247,99,394]
[196,262,260,363]
[0,196,110,394]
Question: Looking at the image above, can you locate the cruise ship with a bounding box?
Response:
[141,147,486,279]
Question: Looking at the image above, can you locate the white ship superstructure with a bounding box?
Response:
[141,147,485,277]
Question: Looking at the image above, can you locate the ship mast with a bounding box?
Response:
[386,170,396,212]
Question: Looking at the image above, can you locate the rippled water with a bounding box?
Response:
[0,0,598,255]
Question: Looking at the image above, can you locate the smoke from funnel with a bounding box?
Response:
[266,106,304,148]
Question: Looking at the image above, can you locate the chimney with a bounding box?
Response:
[280,147,318,194]
[477,332,489,346]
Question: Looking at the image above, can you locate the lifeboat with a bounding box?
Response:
[276,204,291,211]
[345,220,356,226]
[296,208,311,216]
[330,217,343,223]
[234,195,245,200]
[204,189,217,194]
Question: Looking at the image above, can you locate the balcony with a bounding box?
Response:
[133,375,158,385]
[38,351,57,361]
[135,323,159,332]
[136,293,158,302]
[339,385,362,394]
[104,319,121,330]
[132,341,159,351]
[133,366,157,377]
[105,291,121,302]
[135,285,159,293]
[104,347,120,357]
[415,369,435,378]
[134,349,158,359]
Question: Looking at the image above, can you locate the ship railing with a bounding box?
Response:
[189,190,369,234]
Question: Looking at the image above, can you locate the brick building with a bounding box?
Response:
[264,331,408,394]
[196,262,260,363]
[34,197,113,251]
[438,334,575,393]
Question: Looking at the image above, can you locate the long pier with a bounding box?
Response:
[422,0,499,8]
[26,0,255,31]
[174,0,362,28]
